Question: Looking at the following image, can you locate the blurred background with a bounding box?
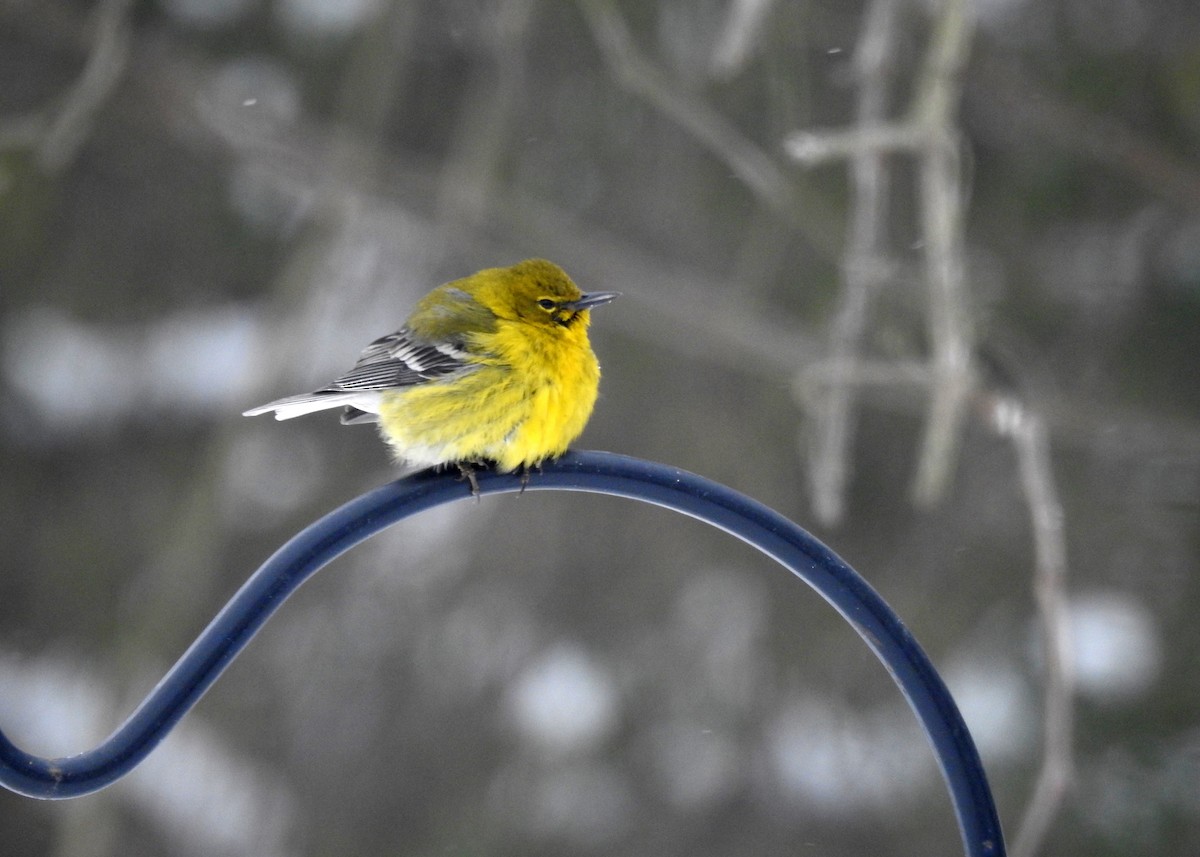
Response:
[2,0,1198,855]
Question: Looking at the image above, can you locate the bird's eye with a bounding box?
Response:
[536,298,556,310]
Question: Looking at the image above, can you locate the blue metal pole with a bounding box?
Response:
[0,450,1004,856]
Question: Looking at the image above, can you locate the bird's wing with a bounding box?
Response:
[326,327,476,392]
[242,328,478,420]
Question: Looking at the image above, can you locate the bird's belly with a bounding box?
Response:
[376,357,598,471]
[492,381,595,470]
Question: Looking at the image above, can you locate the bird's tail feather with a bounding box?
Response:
[242,391,365,421]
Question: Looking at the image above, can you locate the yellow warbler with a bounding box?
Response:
[243,259,618,479]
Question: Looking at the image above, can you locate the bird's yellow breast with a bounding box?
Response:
[376,314,601,472]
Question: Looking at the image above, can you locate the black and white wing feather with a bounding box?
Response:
[331,329,471,389]
[242,328,476,422]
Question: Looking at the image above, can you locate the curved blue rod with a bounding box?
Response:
[0,451,1003,856]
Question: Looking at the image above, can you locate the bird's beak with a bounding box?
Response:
[567,291,621,311]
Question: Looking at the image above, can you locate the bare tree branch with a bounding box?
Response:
[990,396,1075,857]
[805,0,902,525]
[788,0,975,520]
[576,0,839,253]
[909,0,975,507]
[785,121,924,163]
[710,0,776,79]
[36,0,135,173]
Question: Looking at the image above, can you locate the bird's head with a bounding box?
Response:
[502,259,620,330]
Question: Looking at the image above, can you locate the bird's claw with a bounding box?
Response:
[456,461,482,498]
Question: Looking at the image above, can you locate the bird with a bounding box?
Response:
[243,259,619,486]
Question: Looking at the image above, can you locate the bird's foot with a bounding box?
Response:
[516,461,544,494]
[456,461,482,498]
